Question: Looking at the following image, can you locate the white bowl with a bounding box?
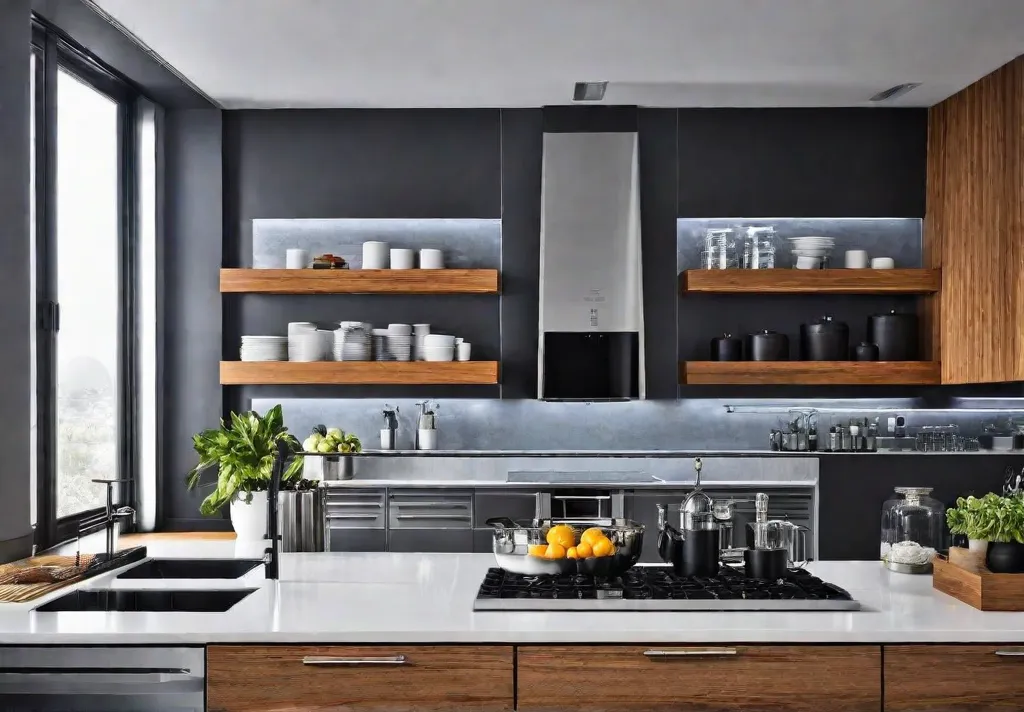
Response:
[423,334,456,347]
[413,323,431,335]
[422,346,455,362]
[871,257,895,269]
[795,256,822,270]
[388,323,412,335]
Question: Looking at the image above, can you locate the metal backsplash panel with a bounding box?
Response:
[252,397,1024,454]
[252,218,501,269]
[676,217,923,272]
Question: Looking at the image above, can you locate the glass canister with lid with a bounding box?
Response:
[880,486,945,573]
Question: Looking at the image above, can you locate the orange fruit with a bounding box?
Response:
[580,528,606,547]
[566,546,579,559]
[544,543,567,559]
[575,541,593,558]
[591,537,616,557]
[528,544,549,558]
[546,524,576,549]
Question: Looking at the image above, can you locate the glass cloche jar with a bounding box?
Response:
[880,487,945,573]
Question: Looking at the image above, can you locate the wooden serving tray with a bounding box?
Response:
[933,547,1024,611]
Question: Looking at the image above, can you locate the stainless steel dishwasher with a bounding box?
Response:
[0,646,204,711]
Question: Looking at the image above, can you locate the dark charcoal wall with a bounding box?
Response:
[0,0,32,561]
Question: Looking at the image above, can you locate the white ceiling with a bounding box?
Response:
[93,0,1024,108]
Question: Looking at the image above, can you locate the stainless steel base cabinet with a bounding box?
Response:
[0,646,205,711]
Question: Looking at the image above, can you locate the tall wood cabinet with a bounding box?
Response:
[926,55,1024,384]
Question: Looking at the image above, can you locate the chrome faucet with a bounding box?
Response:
[79,479,135,561]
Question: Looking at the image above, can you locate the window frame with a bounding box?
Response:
[31,20,140,548]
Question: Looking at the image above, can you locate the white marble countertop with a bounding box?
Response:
[1,542,1023,645]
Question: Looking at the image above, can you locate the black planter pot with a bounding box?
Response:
[986,542,1024,573]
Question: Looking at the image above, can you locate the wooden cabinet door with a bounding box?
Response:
[885,645,1024,711]
[517,645,880,712]
[207,645,514,712]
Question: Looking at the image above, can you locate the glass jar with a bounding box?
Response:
[702,228,737,269]
[880,486,945,573]
[742,226,776,269]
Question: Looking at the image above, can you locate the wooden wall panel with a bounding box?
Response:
[926,56,1024,383]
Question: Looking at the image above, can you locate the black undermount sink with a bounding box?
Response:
[116,558,263,580]
[35,588,257,612]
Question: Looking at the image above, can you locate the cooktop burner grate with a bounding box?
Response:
[473,565,860,611]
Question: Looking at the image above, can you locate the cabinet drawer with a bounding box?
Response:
[885,644,1024,711]
[326,488,386,529]
[389,489,473,529]
[389,528,473,553]
[517,645,880,712]
[207,645,513,712]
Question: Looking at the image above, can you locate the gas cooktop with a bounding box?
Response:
[473,565,860,611]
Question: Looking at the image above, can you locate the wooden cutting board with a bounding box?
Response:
[0,553,95,603]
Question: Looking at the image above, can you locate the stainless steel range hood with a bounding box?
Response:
[538,131,644,400]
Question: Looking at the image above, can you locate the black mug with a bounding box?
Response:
[744,548,788,580]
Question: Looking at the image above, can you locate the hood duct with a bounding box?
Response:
[538,131,644,400]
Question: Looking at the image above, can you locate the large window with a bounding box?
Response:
[32,23,139,546]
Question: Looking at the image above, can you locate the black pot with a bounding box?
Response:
[658,524,719,577]
[744,548,788,580]
[800,315,849,361]
[710,334,743,362]
[986,542,1024,573]
[867,311,918,361]
[745,331,789,361]
[854,342,879,361]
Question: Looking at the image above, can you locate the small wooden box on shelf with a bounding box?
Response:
[220,268,500,295]
[680,361,941,386]
[680,268,940,294]
[220,361,499,386]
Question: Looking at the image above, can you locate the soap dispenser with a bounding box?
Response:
[380,405,399,450]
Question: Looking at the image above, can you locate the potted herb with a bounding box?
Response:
[185,405,302,541]
[302,425,362,480]
[947,493,1024,573]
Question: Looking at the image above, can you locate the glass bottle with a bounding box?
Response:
[880,487,945,572]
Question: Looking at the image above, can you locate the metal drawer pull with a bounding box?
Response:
[995,649,1024,657]
[393,501,469,509]
[396,514,472,521]
[643,649,738,658]
[303,656,407,666]
[327,501,383,508]
[328,514,380,520]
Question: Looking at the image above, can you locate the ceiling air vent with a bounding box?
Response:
[573,81,608,102]
[870,83,922,102]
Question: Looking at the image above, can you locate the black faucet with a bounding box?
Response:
[264,437,289,580]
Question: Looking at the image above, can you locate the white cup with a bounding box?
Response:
[419,248,444,269]
[413,324,431,335]
[390,248,415,270]
[457,342,471,361]
[286,248,309,269]
[387,323,412,335]
[417,429,437,451]
[362,241,390,269]
[870,257,895,270]
[844,250,869,269]
[795,255,821,270]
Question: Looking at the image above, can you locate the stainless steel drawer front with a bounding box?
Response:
[327,489,386,529]
[389,489,473,530]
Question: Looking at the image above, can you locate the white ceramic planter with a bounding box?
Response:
[968,538,989,556]
[230,490,268,542]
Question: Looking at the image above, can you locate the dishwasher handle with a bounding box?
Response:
[0,667,204,693]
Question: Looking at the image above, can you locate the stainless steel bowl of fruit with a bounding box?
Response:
[486,518,644,577]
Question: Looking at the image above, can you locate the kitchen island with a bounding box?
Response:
[0,542,1021,644]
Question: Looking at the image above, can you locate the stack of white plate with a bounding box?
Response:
[788,236,836,269]
[288,322,318,360]
[240,335,287,361]
[386,324,412,362]
[290,331,324,362]
[422,334,455,362]
[334,322,370,361]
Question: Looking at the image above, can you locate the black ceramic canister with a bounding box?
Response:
[744,331,790,361]
[799,315,849,361]
[854,342,879,361]
[867,310,918,361]
[710,334,743,361]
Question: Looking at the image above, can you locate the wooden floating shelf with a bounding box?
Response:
[680,268,941,294]
[220,268,500,295]
[220,361,499,386]
[680,361,941,386]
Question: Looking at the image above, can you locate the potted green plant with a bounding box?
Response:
[185,405,302,541]
[947,493,1024,573]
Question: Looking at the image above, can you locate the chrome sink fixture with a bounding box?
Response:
[34,588,256,613]
[116,559,262,580]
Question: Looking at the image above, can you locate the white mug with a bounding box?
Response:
[362,241,390,269]
[844,250,869,269]
[457,342,471,362]
[419,248,444,269]
[390,248,415,270]
[286,248,309,269]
